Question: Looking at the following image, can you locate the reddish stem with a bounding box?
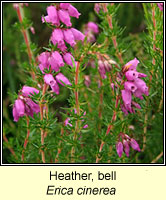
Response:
[96,96,119,163]
[15,4,35,79]
[21,116,30,162]
[3,134,18,160]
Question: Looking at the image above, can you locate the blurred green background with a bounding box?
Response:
[3,3,163,164]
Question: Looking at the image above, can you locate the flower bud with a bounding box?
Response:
[130,139,141,152]
[116,142,123,158]
[123,140,130,157]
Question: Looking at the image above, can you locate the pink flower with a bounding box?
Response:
[123,58,139,72]
[103,60,112,72]
[131,101,141,109]
[84,75,91,87]
[83,124,88,129]
[49,56,59,72]
[157,3,163,11]
[58,9,72,27]
[51,51,64,68]
[63,52,77,67]
[25,98,40,114]
[98,60,106,79]
[121,89,132,112]
[13,86,40,122]
[87,22,99,34]
[38,52,50,72]
[124,81,137,93]
[116,133,141,158]
[42,6,60,26]
[133,89,144,100]
[55,73,72,86]
[64,117,72,127]
[46,6,60,25]
[125,70,139,81]
[30,27,35,34]
[68,4,81,19]
[121,58,148,115]
[134,78,149,96]
[51,29,67,51]
[22,86,39,97]
[44,74,59,94]
[94,3,100,14]
[123,140,130,157]
[48,51,64,72]
[63,29,76,47]
[71,28,85,41]
[116,142,123,158]
[13,99,25,121]
[130,139,141,152]
[42,15,51,24]
[60,3,70,10]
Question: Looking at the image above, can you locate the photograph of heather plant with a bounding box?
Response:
[2,2,164,164]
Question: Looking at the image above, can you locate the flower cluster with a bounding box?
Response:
[116,132,141,157]
[94,3,108,14]
[97,54,116,79]
[121,58,149,115]
[44,73,71,95]
[13,86,40,122]
[157,3,163,11]
[42,3,80,26]
[39,3,85,94]
[42,4,85,51]
[84,22,99,43]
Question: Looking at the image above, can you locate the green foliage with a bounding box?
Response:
[3,3,163,164]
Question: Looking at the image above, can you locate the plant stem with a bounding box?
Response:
[151,151,163,163]
[98,76,103,131]
[96,96,119,163]
[15,4,35,79]
[103,3,124,65]
[39,83,47,163]
[3,133,18,160]
[142,3,156,151]
[55,127,64,163]
[21,116,30,162]
[71,60,81,162]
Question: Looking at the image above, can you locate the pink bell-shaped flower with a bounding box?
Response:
[68,4,81,19]
[87,22,99,34]
[55,73,72,86]
[123,58,139,72]
[44,74,59,95]
[60,3,70,10]
[130,139,141,152]
[58,9,72,27]
[116,142,123,158]
[63,52,77,67]
[71,28,85,41]
[22,86,39,97]
[63,29,76,47]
